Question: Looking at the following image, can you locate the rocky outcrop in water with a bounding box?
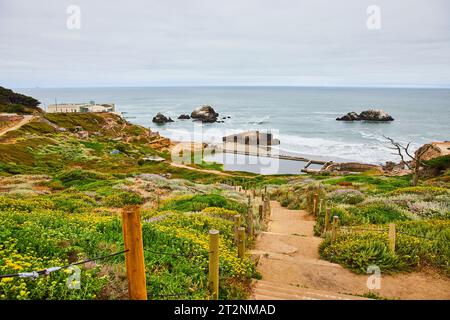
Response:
[322,162,384,173]
[178,114,190,120]
[190,105,219,123]
[336,109,394,121]
[152,112,174,124]
[336,112,360,121]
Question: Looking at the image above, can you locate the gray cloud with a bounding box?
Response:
[1,0,449,87]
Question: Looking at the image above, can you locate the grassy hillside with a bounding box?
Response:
[0,106,271,300]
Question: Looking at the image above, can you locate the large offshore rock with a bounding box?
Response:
[190,105,219,123]
[336,109,394,121]
[359,109,394,121]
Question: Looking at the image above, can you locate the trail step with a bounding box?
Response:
[251,280,368,300]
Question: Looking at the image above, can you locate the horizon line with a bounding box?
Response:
[10,84,450,90]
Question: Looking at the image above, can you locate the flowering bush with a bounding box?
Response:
[328,189,365,205]
[201,207,240,220]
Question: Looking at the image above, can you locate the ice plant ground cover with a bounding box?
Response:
[0,177,258,300]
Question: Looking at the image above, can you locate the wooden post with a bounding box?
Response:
[331,216,339,244]
[389,223,396,253]
[313,193,318,215]
[264,185,267,196]
[324,208,331,232]
[238,227,246,258]
[258,204,263,221]
[263,199,268,219]
[233,214,241,244]
[121,206,147,300]
[208,229,219,299]
[247,207,254,238]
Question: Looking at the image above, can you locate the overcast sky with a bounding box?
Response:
[1,0,449,88]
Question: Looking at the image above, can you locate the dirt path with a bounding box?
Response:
[170,162,234,177]
[0,115,34,137]
[251,201,450,300]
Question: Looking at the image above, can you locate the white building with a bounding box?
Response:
[47,101,115,113]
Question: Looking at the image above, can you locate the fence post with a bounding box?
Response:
[121,206,147,300]
[238,227,246,258]
[247,207,254,238]
[258,204,263,221]
[324,208,331,232]
[389,223,396,253]
[331,216,339,244]
[313,193,318,215]
[233,214,241,244]
[264,198,270,219]
[208,229,220,300]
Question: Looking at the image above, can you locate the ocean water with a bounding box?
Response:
[20,87,450,167]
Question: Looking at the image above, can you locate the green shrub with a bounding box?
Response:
[55,169,109,187]
[424,155,450,170]
[50,193,97,213]
[102,191,143,207]
[348,202,408,224]
[160,194,247,214]
[319,232,405,273]
[323,175,410,193]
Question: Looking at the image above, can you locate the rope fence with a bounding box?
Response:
[0,249,128,280]
[340,226,387,233]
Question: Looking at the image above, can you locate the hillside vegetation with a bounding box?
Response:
[0,90,272,300]
[0,87,43,114]
[0,88,448,300]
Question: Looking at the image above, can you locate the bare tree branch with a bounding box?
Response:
[383,135,413,170]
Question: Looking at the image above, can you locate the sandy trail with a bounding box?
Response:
[0,115,34,137]
[251,201,450,300]
[169,162,234,176]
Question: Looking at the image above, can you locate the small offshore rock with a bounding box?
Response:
[336,111,360,121]
[178,114,190,120]
[152,112,174,124]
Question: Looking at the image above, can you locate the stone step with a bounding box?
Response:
[253,287,319,300]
